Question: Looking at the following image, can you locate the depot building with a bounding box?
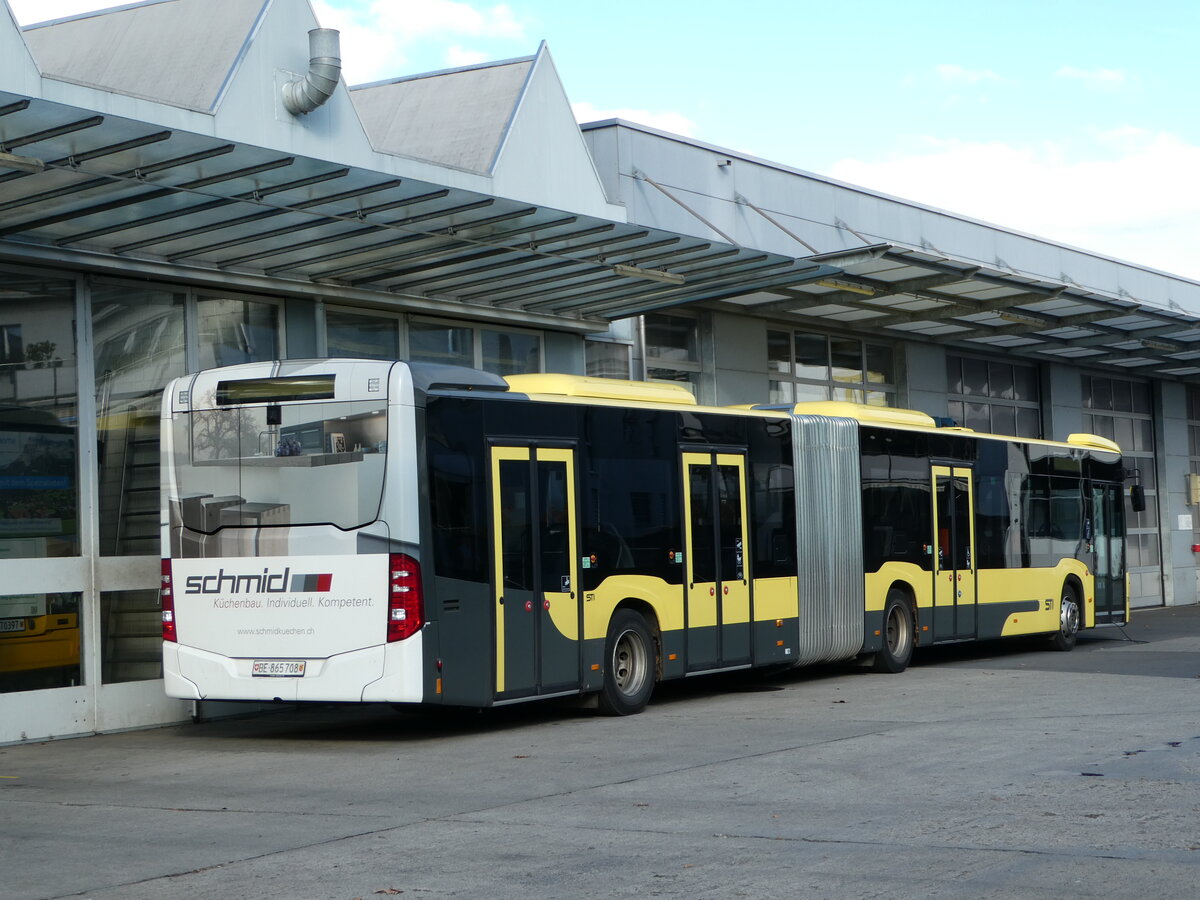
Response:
[3,0,1200,743]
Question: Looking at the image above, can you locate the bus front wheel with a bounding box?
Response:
[1050,584,1080,652]
[872,590,915,674]
[598,609,655,716]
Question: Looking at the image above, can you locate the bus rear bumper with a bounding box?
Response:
[166,641,422,703]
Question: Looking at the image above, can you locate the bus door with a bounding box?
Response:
[489,446,581,699]
[682,452,752,670]
[932,465,976,640]
[1092,482,1127,623]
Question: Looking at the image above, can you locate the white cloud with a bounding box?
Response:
[935,63,1005,85]
[313,0,529,83]
[445,45,489,67]
[1056,65,1127,89]
[827,131,1200,280]
[572,100,696,137]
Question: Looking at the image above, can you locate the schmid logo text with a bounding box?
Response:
[183,568,333,595]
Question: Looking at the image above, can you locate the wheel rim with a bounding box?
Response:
[1060,594,1080,637]
[886,603,911,658]
[612,628,648,697]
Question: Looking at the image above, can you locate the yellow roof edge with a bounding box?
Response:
[788,401,937,429]
[1067,433,1122,453]
[504,373,698,405]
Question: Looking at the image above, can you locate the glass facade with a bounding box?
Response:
[100,590,162,684]
[1188,386,1200,561]
[409,319,541,375]
[1083,375,1159,606]
[0,255,1190,728]
[644,313,700,389]
[0,591,82,693]
[767,329,894,405]
[93,284,186,556]
[0,269,79,559]
[326,307,399,360]
[197,295,280,369]
[947,355,1041,438]
[585,340,632,378]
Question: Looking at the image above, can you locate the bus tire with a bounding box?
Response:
[1050,583,1080,652]
[598,609,655,716]
[872,590,915,674]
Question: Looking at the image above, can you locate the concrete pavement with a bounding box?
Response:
[2,605,1199,899]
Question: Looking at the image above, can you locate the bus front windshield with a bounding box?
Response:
[171,400,387,533]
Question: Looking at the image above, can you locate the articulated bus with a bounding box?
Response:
[159,360,1131,715]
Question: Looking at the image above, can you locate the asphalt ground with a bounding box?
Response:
[2,605,1199,900]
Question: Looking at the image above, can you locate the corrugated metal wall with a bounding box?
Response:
[792,415,864,665]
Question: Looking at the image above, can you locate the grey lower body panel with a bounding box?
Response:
[792,415,864,665]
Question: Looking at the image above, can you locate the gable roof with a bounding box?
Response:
[351,56,533,174]
[20,0,267,113]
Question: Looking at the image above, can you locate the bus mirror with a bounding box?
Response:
[1130,484,1146,512]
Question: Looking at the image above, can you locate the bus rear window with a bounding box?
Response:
[214,375,335,405]
[170,400,386,533]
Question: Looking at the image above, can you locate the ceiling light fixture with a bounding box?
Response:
[611,263,685,285]
[815,278,875,296]
[1139,338,1180,352]
[998,310,1051,327]
[0,150,45,174]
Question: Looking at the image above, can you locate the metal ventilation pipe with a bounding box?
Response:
[282,28,341,115]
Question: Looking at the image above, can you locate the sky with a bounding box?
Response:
[7,0,1200,280]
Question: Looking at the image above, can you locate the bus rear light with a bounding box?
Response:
[388,553,424,642]
[161,559,177,643]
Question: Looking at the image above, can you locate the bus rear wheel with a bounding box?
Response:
[872,590,915,674]
[598,609,655,716]
[1050,584,1080,652]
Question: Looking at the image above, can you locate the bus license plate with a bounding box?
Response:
[251,660,306,677]
[0,618,25,633]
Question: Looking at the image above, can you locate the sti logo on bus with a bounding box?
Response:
[183,568,333,595]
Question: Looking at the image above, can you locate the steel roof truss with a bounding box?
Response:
[437,231,655,299]
[259,198,494,274]
[343,208,540,284]
[0,142,236,215]
[931,308,1128,342]
[314,218,600,285]
[0,99,31,118]
[0,129,172,187]
[0,152,292,239]
[0,115,103,152]
[55,156,301,246]
[109,168,352,251]
[396,237,691,297]
[208,186,445,266]
[596,264,831,320]
[165,180,403,261]
[492,247,743,310]
[522,255,786,315]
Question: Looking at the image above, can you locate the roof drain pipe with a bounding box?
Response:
[282,28,341,116]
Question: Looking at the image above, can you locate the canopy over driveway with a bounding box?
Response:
[0,92,840,332]
[735,244,1200,381]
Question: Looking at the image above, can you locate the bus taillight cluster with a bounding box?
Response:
[161,559,177,643]
[388,554,424,642]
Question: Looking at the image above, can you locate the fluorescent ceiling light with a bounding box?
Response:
[998,310,1051,327]
[1140,338,1180,352]
[816,278,875,296]
[0,151,45,173]
[612,263,685,285]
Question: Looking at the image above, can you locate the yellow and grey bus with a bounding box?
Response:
[159,360,1131,715]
